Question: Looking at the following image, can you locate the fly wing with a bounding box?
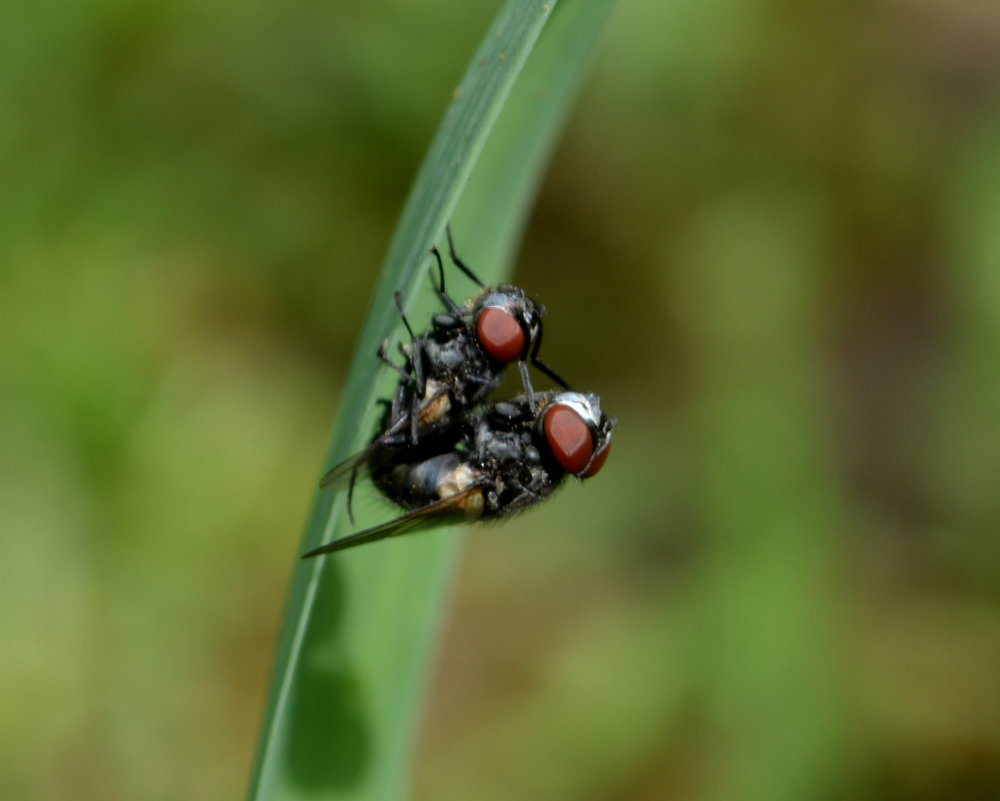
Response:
[318,441,388,491]
[301,486,484,557]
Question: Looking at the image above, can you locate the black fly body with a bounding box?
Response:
[379,226,567,448]
[303,391,614,557]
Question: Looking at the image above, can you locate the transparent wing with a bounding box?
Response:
[318,441,388,491]
[301,486,484,558]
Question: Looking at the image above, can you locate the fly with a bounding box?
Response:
[303,391,614,557]
[379,226,567,448]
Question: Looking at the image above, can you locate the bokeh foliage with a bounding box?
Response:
[2,1,999,800]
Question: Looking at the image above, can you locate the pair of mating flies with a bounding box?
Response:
[302,228,614,557]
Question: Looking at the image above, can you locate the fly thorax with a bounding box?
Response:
[477,428,525,465]
[425,336,472,372]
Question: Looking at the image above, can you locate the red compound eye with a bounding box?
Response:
[476,308,525,363]
[543,405,595,475]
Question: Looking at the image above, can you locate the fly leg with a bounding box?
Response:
[429,245,463,315]
[392,290,430,445]
[377,342,417,436]
[377,341,413,383]
[518,361,538,413]
[446,225,486,289]
[503,470,543,515]
[393,291,424,397]
[526,327,569,389]
[347,461,360,523]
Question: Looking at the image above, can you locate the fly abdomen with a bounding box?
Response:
[377,452,460,509]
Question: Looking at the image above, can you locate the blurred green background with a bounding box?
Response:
[3,1,999,799]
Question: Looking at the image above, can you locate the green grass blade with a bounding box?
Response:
[247,2,615,799]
